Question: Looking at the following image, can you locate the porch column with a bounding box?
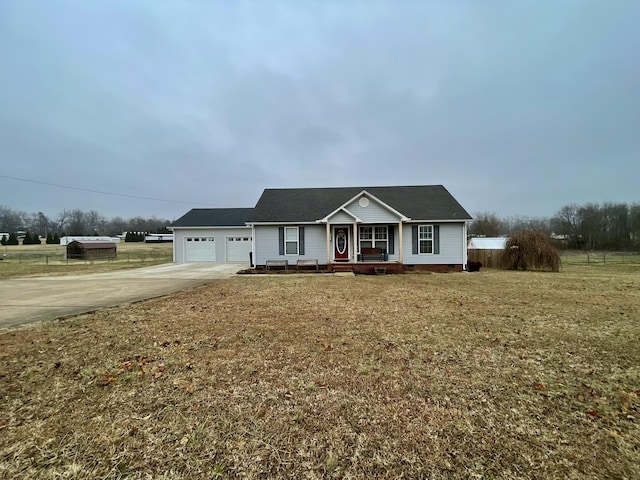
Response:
[352,222,357,261]
[326,222,331,263]
[398,221,403,263]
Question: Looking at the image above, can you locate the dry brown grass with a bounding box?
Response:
[1,266,639,479]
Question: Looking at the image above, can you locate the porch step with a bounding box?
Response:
[332,264,354,273]
[334,271,355,277]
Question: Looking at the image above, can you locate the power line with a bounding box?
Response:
[0,174,211,205]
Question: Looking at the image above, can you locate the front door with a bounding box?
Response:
[334,227,349,261]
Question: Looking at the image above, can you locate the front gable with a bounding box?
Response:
[326,208,361,224]
[321,191,409,224]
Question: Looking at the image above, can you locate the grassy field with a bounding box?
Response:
[0,242,173,279]
[1,266,639,479]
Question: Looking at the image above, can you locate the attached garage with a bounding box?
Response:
[185,237,216,262]
[170,208,253,263]
[226,236,252,262]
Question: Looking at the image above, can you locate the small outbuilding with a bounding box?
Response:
[467,237,507,268]
[66,240,117,260]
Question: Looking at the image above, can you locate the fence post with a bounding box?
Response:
[46,255,48,265]
[604,252,606,264]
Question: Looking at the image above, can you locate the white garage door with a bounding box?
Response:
[226,236,252,262]
[185,237,216,262]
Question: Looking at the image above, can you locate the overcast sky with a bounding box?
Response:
[1,1,639,221]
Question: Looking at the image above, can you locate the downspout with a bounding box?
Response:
[251,225,256,268]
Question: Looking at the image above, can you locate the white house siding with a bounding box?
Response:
[253,225,328,266]
[173,227,252,262]
[401,223,465,265]
[345,197,401,223]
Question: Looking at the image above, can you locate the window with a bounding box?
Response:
[419,225,433,254]
[285,227,299,255]
[359,226,388,252]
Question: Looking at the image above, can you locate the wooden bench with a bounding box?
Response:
[360,247,385,261]
[266,259,288,270]
[296,259,319,271]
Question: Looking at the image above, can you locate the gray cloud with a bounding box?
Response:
[0,1,638,220]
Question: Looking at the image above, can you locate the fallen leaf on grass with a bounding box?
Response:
[98,372,116,387]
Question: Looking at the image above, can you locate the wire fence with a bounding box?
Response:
[0,249,172,266]
[560,251,640,266]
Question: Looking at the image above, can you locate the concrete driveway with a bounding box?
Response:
[0,262,246,329]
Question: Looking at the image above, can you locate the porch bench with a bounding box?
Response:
[360,247,385,261]
[296,259,319,271]
[266,259,288,270]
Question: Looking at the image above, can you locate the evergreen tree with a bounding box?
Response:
[46,232,54,244]
[6,233,19,245]
[22,232,32,245]
[1,234,7,245]
[53,233,60,244]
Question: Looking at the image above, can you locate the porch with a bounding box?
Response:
[329,261,403,275]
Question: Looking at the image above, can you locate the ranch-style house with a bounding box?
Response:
[170,185,472,273]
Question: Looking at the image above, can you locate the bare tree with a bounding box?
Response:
[67,209,87,236]
[552,204,582,248]
[506,216,552,235]
[630,203,640,250]
[499,230,560,272]
[0,206,27,233]
[85,210,106,234]
[469,212,506,237]
[55,209,71,234]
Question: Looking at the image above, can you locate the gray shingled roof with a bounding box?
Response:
[247,185,471,223]
[171,208,253,227]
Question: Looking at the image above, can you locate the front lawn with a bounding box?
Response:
[1,267,638,478]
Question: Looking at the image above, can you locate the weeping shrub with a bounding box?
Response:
[499,230,560,272]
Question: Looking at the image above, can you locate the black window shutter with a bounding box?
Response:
[412,225,418,254]
[388,225,395,254]
[299,227,305,255]
[278,227,285,255]
[434,225,440,254]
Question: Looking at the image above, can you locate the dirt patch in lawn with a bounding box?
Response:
[1,267,639,479]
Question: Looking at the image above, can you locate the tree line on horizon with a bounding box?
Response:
[0,206,172,239]
[470,201,640,251]
[2,201,639,251]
